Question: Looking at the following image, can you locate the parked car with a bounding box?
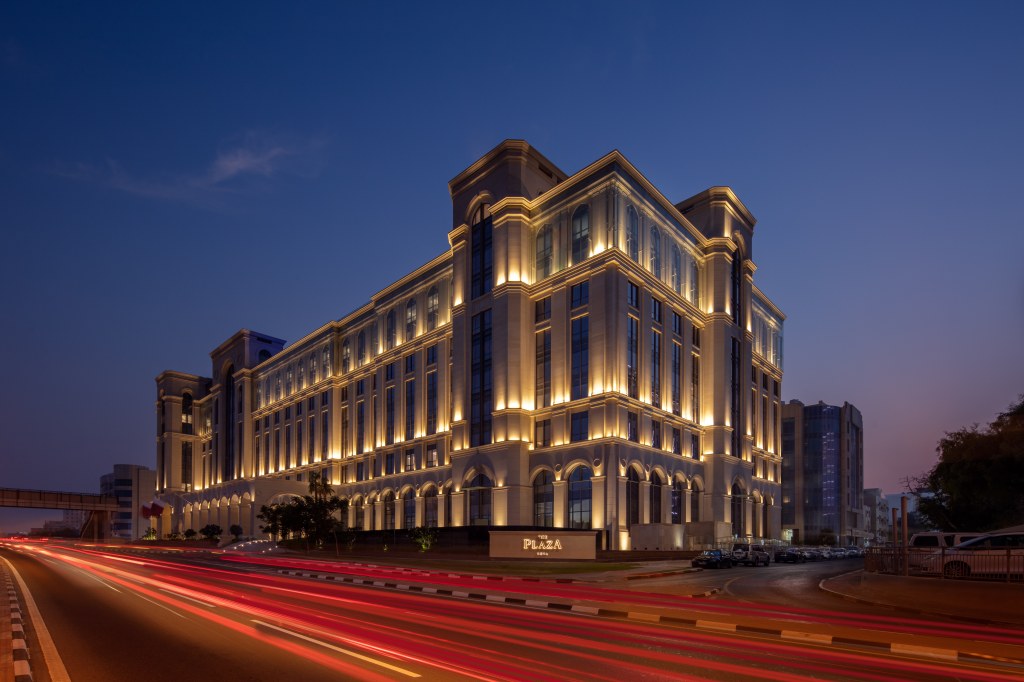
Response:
[921,532,1024,579]
[692,549,734,569]
[732,543,771,566]
[844,546,864,558]
[774,547,806,563]
[800,547,823,561]
[908,532,984,568]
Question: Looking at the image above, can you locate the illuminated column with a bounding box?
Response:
[362,503,372,532]
[415,496,424,527]
[660,485,671,524]
[438,491,447,528]
[492,486,508,526]
[590,476,606,530]
[552,480,567,528]
[373,500,383,531]
[754,499,764,538]
[684,489,693,523]
[639,481,651,524]
[450,491,465,526]
[744,496,753,538]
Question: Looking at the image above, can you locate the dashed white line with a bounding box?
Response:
[252,620,421,677]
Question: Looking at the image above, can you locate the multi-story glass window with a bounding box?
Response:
[571,281,589,308]
[731,338,741,457]
[571,316,589,400]
[627,281,639,309]
[426,343,437,366]
[341,406,349,456]
[296,420,303,464]
[405,353,415,375]
[672,427,681,455]
[386,361,395,382]
[403,494,416,529]
[691,354,700,422]
[627,316,639,399]
[357,331,366,365]
[671,480,684,524]
[626,468,641,526]
[308,415,315,464]
[356,401,365,454]
[672,341,682,415]
[426,286,439,330]
[470,310,492,447]
[383,491,395,530]
[571,205,590,266]
[341,341,351,374]
[651,298,661,323]
[535,296,551,323]
[533,471,553,527]
[386,309,397,350]
[567,466,592,529]
[672,312,682,336]
[649,226,661,278]
[181,441,192,488]
[691,433,700,460]
[405,448,415,471]
[650,472,663,523]
[671,245,682,294]
[731,251,742,325]
[471,205,493,299]
[626,206,639,261]
[321,410,328,460]
[651,421,661,449]
[285,425,292,468]
[689,257,700,305]
[405,300,417,342]
[650,330,661,408]
[627,412,639,442]
[385,386,395,445]
[535,225,553,280]
[426,444,438,468]
[535,329,551,408]
[534,419,551,448]
[385,451,395,476]
[570,411,589,443]
[405,379,415,441]
[181,393,194,434]
[426,371,438,435]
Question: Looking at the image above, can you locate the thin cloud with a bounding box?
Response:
[53,131,329,205]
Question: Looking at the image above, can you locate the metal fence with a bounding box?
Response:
[865,547,1024,582]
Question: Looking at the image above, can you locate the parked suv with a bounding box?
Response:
[921,532,1024,579]
[732,543,771,566]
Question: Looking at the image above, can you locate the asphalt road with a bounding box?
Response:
[3,543,1023,682]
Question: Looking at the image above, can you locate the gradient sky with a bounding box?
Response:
[2,2,1022,531]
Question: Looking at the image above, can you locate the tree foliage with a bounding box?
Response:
[199,524,223,540]
[912,396,1024,531]
[257,472,348,549]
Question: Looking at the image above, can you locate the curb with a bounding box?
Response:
[624,567,701,580]
[4,566,33,682]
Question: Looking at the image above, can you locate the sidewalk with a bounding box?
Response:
[821,570,1024,627]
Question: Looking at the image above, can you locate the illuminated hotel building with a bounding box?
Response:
[155,140,785,550]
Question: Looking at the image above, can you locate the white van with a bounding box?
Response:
[908,532,983,548]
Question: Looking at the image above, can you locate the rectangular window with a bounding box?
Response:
[692,325,701,349]
[672,342,682,416]
[571,316,589,400]
[341,407,349,456]
[426,344,437,366]
[405,448,415,472]
[535,297,551,323]
[691,433,700,460]
[321,390,329,406]
[535,329,551,408]
[672,427,682,455]
[296,420,303,464]
[627,316,639,399]
[570,411,589,443]
[385,386,395,445]
[405,354,416,374]
[356,460,365,481]
[385,452,395,476]
[691,354,700,422]
[470,310,492,447]
[651,297,661,323]
[672,311,682,336]
[650,330,661,408]
[627,412,639,442]
[356,379,365,396]
[627,281,639,309]
[570,281,589,308]
[405,379,416,441]
[426,445,438,468]
[386,362,396,382]
[471,214,493,299]
[426,371,438,435]
[731,338,741,457]
[356,402,365,454]
[321,411,328,460]
[285,425,291,468]
[651,421,661,449]
[296,400,303,416]
[535,419,551,448]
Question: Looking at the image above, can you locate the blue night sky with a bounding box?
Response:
[2,2,1022,531]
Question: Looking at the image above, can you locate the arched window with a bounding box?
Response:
[426,286,439,330]
[443,484,452,528]
[465,473,492,526]
[731,249,742,325]
[423,487,438,528]
[626,468,641,527]
[341,341,351,374]
[382,491,396,530]
[386,310,397,350]
[322,347,331,378]
[567,466,592,529]
[671,480,684,524]
[650,472,664,524]
[690,482,702,522]
[571,205,590,266]
[627,206,639,261]
[535,225,553,280]
[649,226,661,278]
[258,349,271,363]
[403,493,416,529]
[351,498,364,531]
[671,245,682,294]
[731,482,745,537]
[405,299,417,342]
[357,331,366,365]
[688,256,700,305]
[533,471,553,527]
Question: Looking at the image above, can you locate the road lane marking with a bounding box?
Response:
[133,592,186,619]
[697,620,737,632]
[782,630,833,644]
[252,620,421,677]
[159,588,219,608]
[1,556,72,682]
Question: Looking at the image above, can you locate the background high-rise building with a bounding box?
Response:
[781,400,867,545]
[154,140,785,550]
[100,464,156,540]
